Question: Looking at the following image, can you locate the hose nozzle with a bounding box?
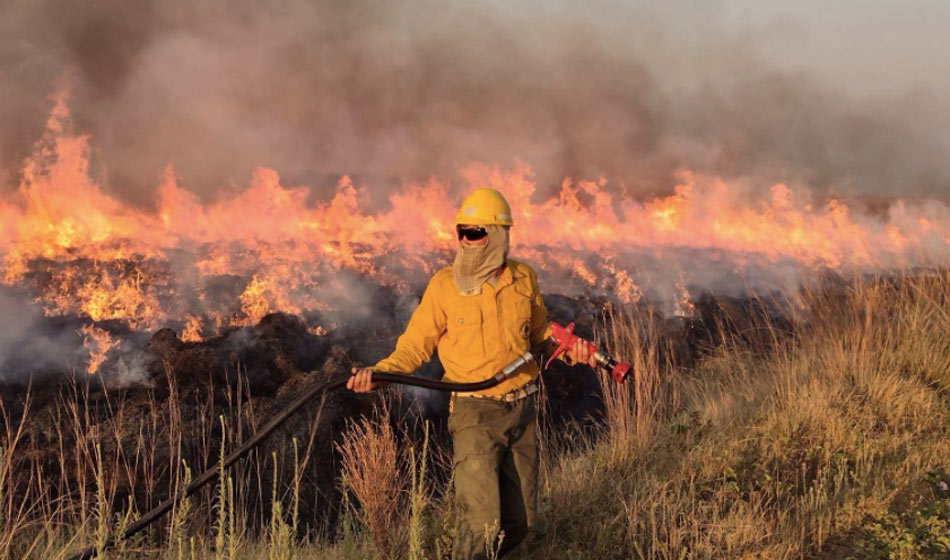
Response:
[593,349,631,384]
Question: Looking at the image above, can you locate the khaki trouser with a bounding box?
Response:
[449,395,539,560]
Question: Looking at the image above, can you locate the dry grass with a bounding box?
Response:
[535,272,950,559]
[0,365,336,559]
[3,272,950,559]
[337,405,404,558]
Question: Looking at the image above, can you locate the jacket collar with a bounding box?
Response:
[492,260,526,292]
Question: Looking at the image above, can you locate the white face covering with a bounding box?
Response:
[453,225,510,296]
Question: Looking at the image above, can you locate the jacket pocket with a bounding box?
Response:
[446,305,484,358]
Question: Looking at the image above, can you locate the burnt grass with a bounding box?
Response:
[0,287,799,544]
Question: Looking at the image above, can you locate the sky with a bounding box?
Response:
[718,0,950,97]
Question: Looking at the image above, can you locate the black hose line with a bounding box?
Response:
[67,347,546,560]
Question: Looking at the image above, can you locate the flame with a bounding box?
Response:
[3,94,950,344]
[181,315,203,342]
[237,271,306,327]
[79,323,118,375]
[673,277,695,319]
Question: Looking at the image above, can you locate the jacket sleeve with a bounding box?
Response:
[373,276,447,374]
[528,268,552,347]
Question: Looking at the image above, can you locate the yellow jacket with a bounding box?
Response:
[374,259,550,395]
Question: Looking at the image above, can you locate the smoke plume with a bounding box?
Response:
[2,0,948,206]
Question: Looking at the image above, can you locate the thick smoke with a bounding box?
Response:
[0,286,83,382]
[2,0,948,206]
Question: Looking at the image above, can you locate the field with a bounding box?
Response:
[3,272,950,559]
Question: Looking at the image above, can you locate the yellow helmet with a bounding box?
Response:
[454,188,513,226]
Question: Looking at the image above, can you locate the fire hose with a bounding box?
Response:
[67,322,629,560]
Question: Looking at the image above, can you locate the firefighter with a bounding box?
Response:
[348,187,593,559]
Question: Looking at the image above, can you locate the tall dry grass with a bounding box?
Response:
[537,272,950,559]
[2,272,950,558]
[337,406,403,558]
[0,363,338,559]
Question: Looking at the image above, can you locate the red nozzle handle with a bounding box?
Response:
[547,321,631,384]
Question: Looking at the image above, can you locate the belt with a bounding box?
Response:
[453,380,539,403]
